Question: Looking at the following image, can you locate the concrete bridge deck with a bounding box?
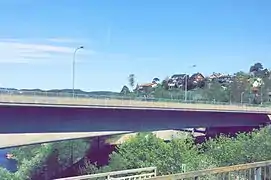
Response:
[0,92,270,135]
[0,102,269,134]
[0,93,270,113]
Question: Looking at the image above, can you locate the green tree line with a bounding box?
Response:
[80,127,271,177]
[1,123,271,179]
[0,139,89,180]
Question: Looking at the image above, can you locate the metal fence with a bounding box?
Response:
[0,89,270,112]
[53,160,271,180]
[149,160,271,180]
[54,167,157,180]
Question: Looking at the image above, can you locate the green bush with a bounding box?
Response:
[102,133,213,175]
[202,127,271,167]
[3,127,271,179]
[82,128,271,176]
[0,139,90,180]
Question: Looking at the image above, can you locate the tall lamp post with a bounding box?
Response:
[241,91,245,104]
[70,46,83,166]
[184,75,188,101]
[185,65,196,101]
[72,46,84,98]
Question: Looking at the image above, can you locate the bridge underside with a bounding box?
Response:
[0,131,130,149]
[0,105,269,133]
[0,130,202,149]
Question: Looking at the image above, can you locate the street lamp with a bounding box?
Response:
[71,45,84,166]
[70,45,84,165]
[184,75,188,101]
[241,91,245,104]
[185,65,196,101]
[260,85,264,105]
[72,46,84,98]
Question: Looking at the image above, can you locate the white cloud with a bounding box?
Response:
[2,42,73,53]
[47,38,81,43]
[0,39,94,64]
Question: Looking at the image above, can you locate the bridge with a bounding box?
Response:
[0,90,270,147]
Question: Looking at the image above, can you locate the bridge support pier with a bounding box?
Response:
[87,137,116,167]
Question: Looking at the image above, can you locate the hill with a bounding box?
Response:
[0,88,120,97]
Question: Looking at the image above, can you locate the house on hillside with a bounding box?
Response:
[188,73,205,89]
[190,73,205,83]
[208,73,221,80]
[167,79,176,89]
[135,82,158,98]
[208,73,233,84]
[168,74,188,89]
[171,74,187,80]
[137,83,157,89]
[167,73,206,90]
[136,82,157,93]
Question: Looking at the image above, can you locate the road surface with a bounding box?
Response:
[0,94,270,113]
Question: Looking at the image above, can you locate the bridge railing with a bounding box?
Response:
[53,160,271,180]
[54,166,157,180]
[149,160,271,180]
[0,89,270,111]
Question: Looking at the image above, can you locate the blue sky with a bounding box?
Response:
[0,0,271,92]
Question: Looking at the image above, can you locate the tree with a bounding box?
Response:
[120,85,130,95]
[0,167,21,180]
[108,133,170,174]
[202,127,271,167]
[81,127,271,179]
[229,75,250,103]
[8,139,90,180]
[128,74,135,90]
[202,82,230,102]
[77,159,99,175]
[152,78,160,84]
[249,62,263,74]
[262,76,271,102]
[161,77,169,90]
[249,62,270,78]
[234,71,250,82]
[105,133,211,175]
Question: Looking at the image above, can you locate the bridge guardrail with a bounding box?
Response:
[149,160,271,180]
[0,89,270,112]
[54,166,157,180]
[53,160,271,180]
